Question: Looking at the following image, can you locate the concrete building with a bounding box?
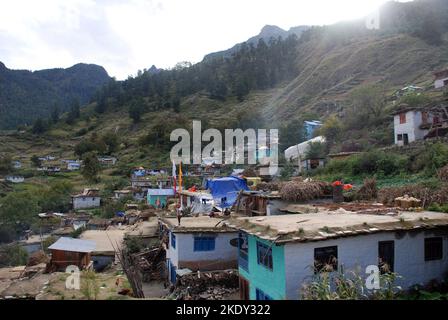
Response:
[226,211,448,300]
[147,189,175,208]
[5,175,25,183]
[434,69,448,89]
[304,120,323,140]
[72,188,101,210]
[159,216,239,284]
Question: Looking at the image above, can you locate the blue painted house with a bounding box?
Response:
[227,211,448,300]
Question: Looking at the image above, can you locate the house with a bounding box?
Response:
[97,156,117,166]
[226,211,448,300]
[304,120,323,140]
[392,103,448,145]
[12,161,22,169]
[234,191,288,216]
[284,136,326,162]
[395,85,424,98]
[434,69,448,89]
[80,229,125,272]
[125,217,159,247]
[159,216,239,284]
[179,190,214,214]
[72,188,101,210]
[48,237,96,271]
[67,161,81,171]
[87,218,110,230]
[5,175,24,183]
[37,166,61,173]
[147,189,175,208]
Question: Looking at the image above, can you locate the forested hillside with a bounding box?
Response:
[0,63,110,129]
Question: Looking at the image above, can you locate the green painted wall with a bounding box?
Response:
[147,195,168,207]
[239,235,286,300]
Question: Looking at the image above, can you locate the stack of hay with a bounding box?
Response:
[280,181,330,202]
[356,178,378,201]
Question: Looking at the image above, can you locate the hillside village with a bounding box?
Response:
[1,0,448,302]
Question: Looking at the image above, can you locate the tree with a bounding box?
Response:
[347,84,387,129]
[50,104,60,124]
[305,142,328,159]
[81,152,102,182]
[279,120,306,152]
[319,115,343,144]
[0,191,40,234]
[95,95,107,114]
[32,118,47,134]
[0,244,28,267]
[129,100,145,124]
[66,99,81,124]
[0,155,13,174]
[30,155,42,168]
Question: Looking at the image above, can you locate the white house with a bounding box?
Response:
[393,107,435,146]
[67,162,81,171]
[434,69,448,89]
[284,136,326,161]
[227,211,448,300]
[72,188,101,210]
[159,216,238,284]
[5,175,25,183]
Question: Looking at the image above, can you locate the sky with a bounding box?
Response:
[0,0,413,80]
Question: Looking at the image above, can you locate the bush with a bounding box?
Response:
[0,244,29,267]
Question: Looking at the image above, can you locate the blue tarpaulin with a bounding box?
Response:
[205,176,249,208]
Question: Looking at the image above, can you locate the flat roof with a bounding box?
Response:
[80,229,126,254]
[126,218,159,238]
[48,237,96,253]
[226,211,448,244]
[160,216,236,233]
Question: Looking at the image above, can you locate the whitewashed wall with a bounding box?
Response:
[394,111,429,145]
[167,232,238,270]
[435,78,448,89]
[73,197,101,209]
[284,230,448,300]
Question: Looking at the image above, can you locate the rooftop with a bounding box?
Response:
[80,229,126,254]
[48,237,96,253]
[160,216,236,233]
[226,211,448,244]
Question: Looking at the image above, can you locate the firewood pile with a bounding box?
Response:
[133,246,166,282]
[379,184,448,208]
[169,270,239,300]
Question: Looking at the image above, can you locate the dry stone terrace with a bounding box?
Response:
[226,210,448,243]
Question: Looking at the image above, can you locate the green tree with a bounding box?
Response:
[280,120,306,152]
[50,104,60,124]
[0,244,29,267]
[66,99,81,124]
[0,191,40,234]
[81,152,102,182]
[129,99,145,123]
[347,84,387,129]
[0,155,13,174]
[32,118,47,134]
[30,155,42,167]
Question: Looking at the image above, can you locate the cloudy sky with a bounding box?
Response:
[0,0,411,79]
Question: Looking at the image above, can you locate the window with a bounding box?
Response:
[314,246,338,273]
[399,113,407,124]
[194,236,215,251]
[397,134,403,141]
[256,241,273,270]
[425,237,443,261]
[171,233,176,249]
[255,288,273,301]
[378,241,395,273]
[422,112,428,124]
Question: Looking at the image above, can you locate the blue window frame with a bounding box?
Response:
[194,236,215,251]
[171,233,176,249]
[256,241,273,270]
[256,288,273,300]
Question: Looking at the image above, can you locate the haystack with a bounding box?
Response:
[280,181,330,202]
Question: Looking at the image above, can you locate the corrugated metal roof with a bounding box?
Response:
[48,237,96,253]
